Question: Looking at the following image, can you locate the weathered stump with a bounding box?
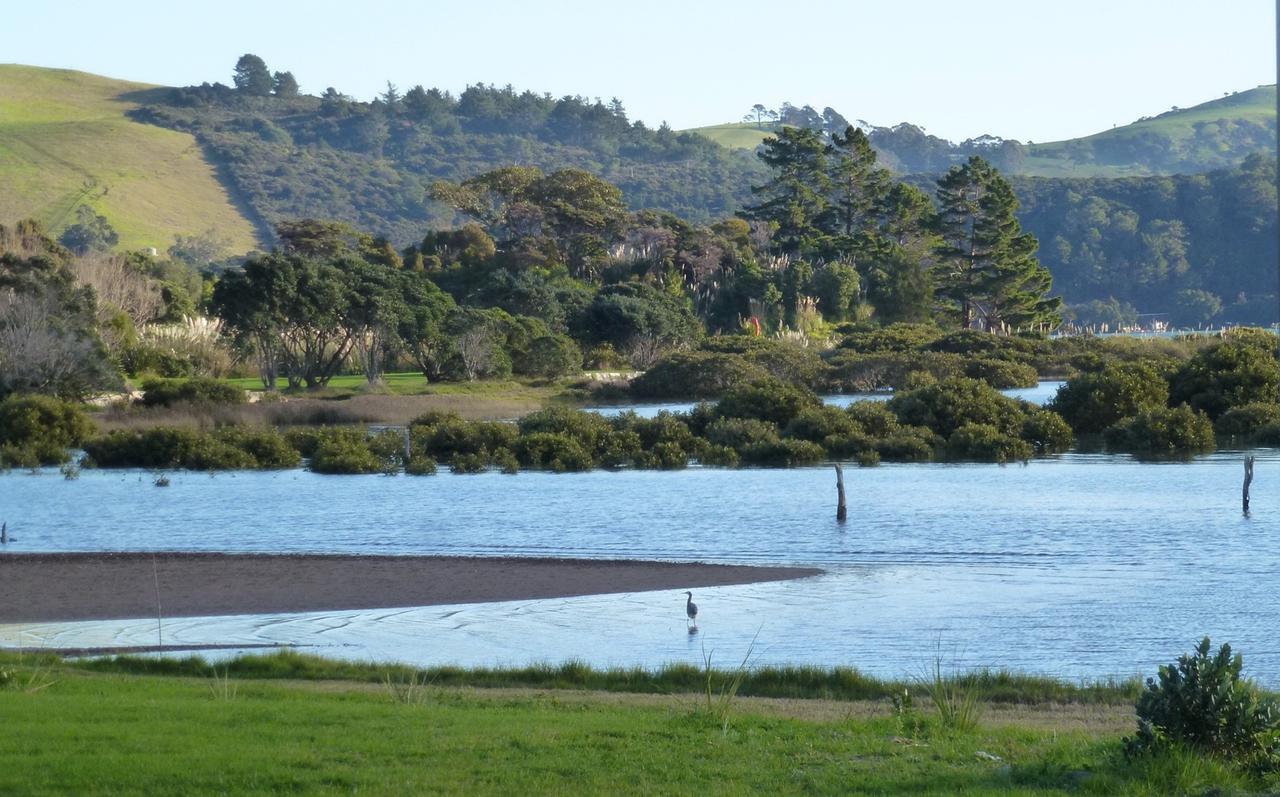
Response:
[1243,456,1255,515]
[834,463,848,522]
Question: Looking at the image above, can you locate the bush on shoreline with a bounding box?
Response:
[0,394,94,467]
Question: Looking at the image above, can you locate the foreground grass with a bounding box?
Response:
[0,652,1267,795]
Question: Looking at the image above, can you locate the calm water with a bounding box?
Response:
[2,442,1277,684]
[585,381,1063,417]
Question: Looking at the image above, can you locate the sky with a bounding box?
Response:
[5,0,1276,143]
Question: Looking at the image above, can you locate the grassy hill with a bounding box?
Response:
[1022,85,1277,177]
[0,65,260,251]
[684,87,1276,178]
[683,121,782,150]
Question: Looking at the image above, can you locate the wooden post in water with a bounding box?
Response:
[1243,456,1255,515]
[834,464,848,522]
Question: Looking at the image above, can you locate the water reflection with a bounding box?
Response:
[2,446,1276,684]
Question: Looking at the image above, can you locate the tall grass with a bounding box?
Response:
[698,632,759,734]
[70,650,1144,706]
[918,654,983,733]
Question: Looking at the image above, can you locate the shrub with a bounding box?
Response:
[743,344,827,388]
[715,378,822,427]
[1125,638,1280,770]
[821,431,877,458]
[704,418,779,452]
[946,423,1033,463]
[1168,340,1280,419]
[962,357,1038,389]
[405,455,438,475]
[1253,423,1280,447]
[513,432,594,472]
[0,394,94,465]
[1020,410,1074,454]
[516,334,582,378]
[926,329,1047,364]
[739,438,826,467]
[629,352,769,399]
[876,430,937,462]
[614,412,698,454]
[308,429,385,474]
[696,444,740,467]
[1048,362,1170,435]
[448,452,490,474]
[595,428,643,468]
[1104,405,1215,456]
[411,417,517,461]
[491,448,520,474]
[139,377,246,408]
[824,350,964,392]
[1215,402,1280,439]
[783,406,860,443]
[838,323,942,353]
[83,428,255,470]
[633,441,688,470]
[367,430,408,473]
[283,427,324,458]
[845,402,900,437]
[888,377,1025,439]
[210,427,301,469]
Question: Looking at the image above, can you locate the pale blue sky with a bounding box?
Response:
[7,0,1276,142]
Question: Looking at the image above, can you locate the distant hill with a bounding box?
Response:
[0,65,260,251]
[682,87,1277,178]
[1023,85,1277,176]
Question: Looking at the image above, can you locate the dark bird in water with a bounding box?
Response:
[0,521,6,544]
[685,591,698,625]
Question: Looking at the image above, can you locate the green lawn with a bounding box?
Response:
[0,655,1261,796]
[0,64,259,251]
[221,372,583,403]
[2,652,1273,795]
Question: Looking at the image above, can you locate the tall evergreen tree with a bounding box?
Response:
[934,156,1060,331]
[233,54,273,96]
[740,127,831,256]
[271,71,299,98]
[826,126,890,245]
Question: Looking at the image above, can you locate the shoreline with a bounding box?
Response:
[0,552,822,624]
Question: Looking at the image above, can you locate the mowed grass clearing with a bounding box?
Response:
[0,656,1263,796]
[0,64,259,251]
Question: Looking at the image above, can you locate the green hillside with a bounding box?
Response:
[0,65,260,251]
[684,87,1276,178]
[1023,85,1277,176]
[683,122,782,150]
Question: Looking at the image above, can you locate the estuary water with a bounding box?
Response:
[2,443,1278,684]
[584,380,1063,417]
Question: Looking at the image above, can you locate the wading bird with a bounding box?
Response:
[685,591,698,628]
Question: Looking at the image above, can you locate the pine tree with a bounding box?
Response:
[233,54,273,97]
[740,127,831,256]
[826,126,890,243]
[934,156,1060,331]
[272,71,299,98]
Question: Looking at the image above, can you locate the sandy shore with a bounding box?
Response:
[0,553,821,623]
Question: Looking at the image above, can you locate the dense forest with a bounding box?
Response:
[122,57,1278,324]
